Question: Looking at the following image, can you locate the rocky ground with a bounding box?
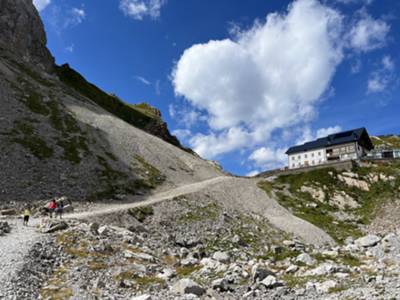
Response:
[4,210,400,300]
[0,217,43,299]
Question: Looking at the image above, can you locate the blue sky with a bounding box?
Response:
[34,0,400,176]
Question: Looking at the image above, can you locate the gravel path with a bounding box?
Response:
[0,217,42,298]
[65,176,230,219]
[65,176,334,246]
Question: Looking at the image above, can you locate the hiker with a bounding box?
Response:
[23,207,31,226]
[55,201,64,219]
[48,199,57,218]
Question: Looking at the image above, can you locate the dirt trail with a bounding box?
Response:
[65,176,334,246]
[65,176,230,219]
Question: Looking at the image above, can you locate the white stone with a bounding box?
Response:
[285,265,299,274]
[212,251,230,263]
[261,275,280,288]
[171,279,206,296]
[315,280,337,293]
[330,192,360,209]
[338,175,370,191]
[180,257,199,266]
[295,253,316,266]
[124,250,155,262]
[300,186,325,202]
[321,250,339,258]
[131,295,152,300]
[355,235,381,248]
[305,263,344,276]
[97,225,109,235]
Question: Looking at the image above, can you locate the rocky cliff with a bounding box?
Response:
[0,0,220,202]
[0,0,54,71]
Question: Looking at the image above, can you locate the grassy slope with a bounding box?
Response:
[55,64,182,148]
[371,135,400,148]
[258,163,400,243]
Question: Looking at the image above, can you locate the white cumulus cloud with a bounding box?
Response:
[349,13,390,52]
[173,0,345,159]
[65,7,86,27]
[119,0,166,20]
[367,55,396,94]
[249,147,288,170]
[33,0,51,12]
[336,0,374,5]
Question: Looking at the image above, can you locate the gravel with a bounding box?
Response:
[0,217,42,298]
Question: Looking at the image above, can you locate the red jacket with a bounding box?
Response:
[48,202,57,209]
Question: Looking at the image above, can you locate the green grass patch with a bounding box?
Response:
[134,155,165,188]
[114,271,165,287]
[57,136,88,164]
[282,274,327,289]
[178,202,220,223]
[257,180,274,195]
[47,100,80,134]
[128,206,154,222]
[11,120,53,159]
[176,265,202,277]
[276,168,339,195]
[15,61,54,87]
[24,91,50,115]
[274,192,362,243]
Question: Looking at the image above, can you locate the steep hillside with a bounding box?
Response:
[371,134,400,148]
[0,0,221,202]
[55,64,185,149]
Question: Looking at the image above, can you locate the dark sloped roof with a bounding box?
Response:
[286,128,373,155]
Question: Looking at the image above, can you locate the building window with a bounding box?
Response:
[304,154,308,158]
[311,153,314,157]
[292,164,295,168]
[318,152,321,156]
[298,155,301,159]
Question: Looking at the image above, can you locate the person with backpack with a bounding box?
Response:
[48,199,57,218]
[55,201,64,219]
[23,206,31,226]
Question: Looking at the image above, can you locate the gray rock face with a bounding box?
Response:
[0,0,54,70]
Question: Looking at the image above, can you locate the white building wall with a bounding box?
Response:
[288,148,327,169]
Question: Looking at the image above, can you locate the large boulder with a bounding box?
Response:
[0,209,16,216]
[43,221,68,233]
[0,221,11,235]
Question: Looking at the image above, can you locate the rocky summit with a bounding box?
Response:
[1,1,400,300]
